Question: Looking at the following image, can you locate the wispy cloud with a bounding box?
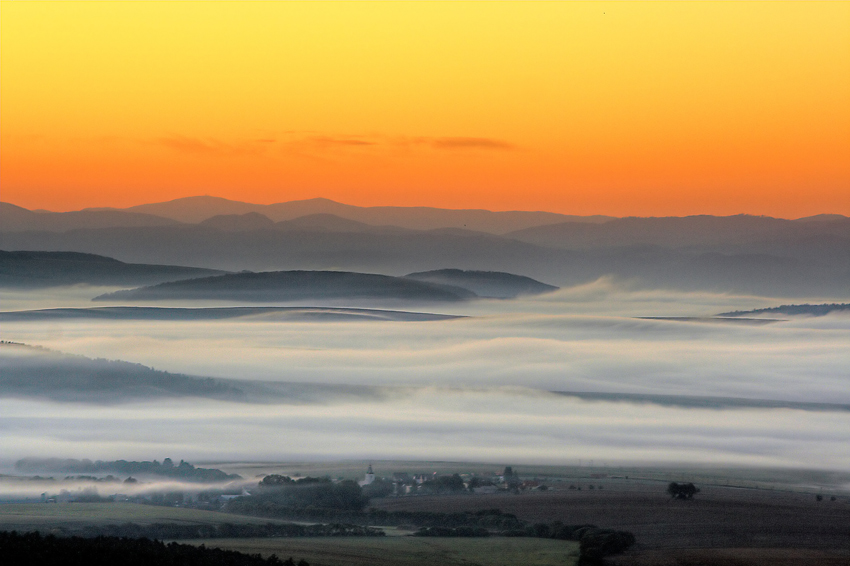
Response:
[429,137,515,150]
[155,136,266,156]
[308,136,376,148]
[154,133,514,157]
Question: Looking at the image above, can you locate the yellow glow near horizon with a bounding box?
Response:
[2,1,848,215]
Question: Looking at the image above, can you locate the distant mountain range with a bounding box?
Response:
[507,214,850,250]
[1,196,609,234]
[2,197,849,297]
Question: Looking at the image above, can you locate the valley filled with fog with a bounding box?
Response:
[2,281,849,472]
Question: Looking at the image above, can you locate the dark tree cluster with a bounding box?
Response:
[0,531,307,566]
[16,458,241,482]
[413,526,490,537]
[57,522,383,540]
[466,477,497,489]
[258,475,327,488]
[578,528,637,565]
[419,473,465,493]
[226,480,368,518]
[361,479,394,498]
[667,482,700,500]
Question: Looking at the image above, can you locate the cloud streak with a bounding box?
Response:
[429,137,515,150]
[155,135,267,156]
[153,132,515,157]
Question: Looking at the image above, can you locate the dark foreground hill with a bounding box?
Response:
[0,251,223,288]
[405,269,558,299]
[0,532,296,566]
[93,271,477,303]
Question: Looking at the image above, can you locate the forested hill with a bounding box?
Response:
[404,269,557,299]
[0,342,245,404]
[94,270,477,303]
[719,303,850,317]
[0,250,223,288]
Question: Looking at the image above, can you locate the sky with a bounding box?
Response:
[2,2,849,216]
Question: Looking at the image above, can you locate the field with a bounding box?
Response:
[606,548,850,566]
[0,502,579,566]
[0,502,286,531]
[371,480,850,548]
[3,467,850,565]
[176,537,579,566]
[369,480,850,565]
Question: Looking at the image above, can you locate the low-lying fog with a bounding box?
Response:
[2,281,849,471]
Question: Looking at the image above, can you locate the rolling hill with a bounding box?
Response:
[3,200,849,297]
[0,342,245,403]
[405,269,557,299]
[0,251,224,288]
[93,270,478,303]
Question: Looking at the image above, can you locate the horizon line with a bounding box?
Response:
[2,196,847,222]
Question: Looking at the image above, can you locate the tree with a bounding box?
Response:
[259,474,296,487]
[667,482,700,500]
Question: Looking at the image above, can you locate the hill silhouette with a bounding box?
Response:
[718,303,850,317]
[198,212,276,231]
[93,270,478,303]
[405,269,557,298]
[0,250,223,288]
[102,195,611,233]
[3,200,849,297]
[0,202,181,232]
[0,342,245,403]
[0,306,462,323]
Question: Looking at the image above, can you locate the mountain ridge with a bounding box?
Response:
[14,196,612,234]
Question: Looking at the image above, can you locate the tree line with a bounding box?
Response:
[16,458,241,482]
[48,522,384,540]
[0,531,308,566]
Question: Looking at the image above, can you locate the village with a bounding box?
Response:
[358,465,556,497]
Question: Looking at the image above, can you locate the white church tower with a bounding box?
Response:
[359,464,375,486]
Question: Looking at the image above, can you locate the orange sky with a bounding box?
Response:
[2,2,849,216]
